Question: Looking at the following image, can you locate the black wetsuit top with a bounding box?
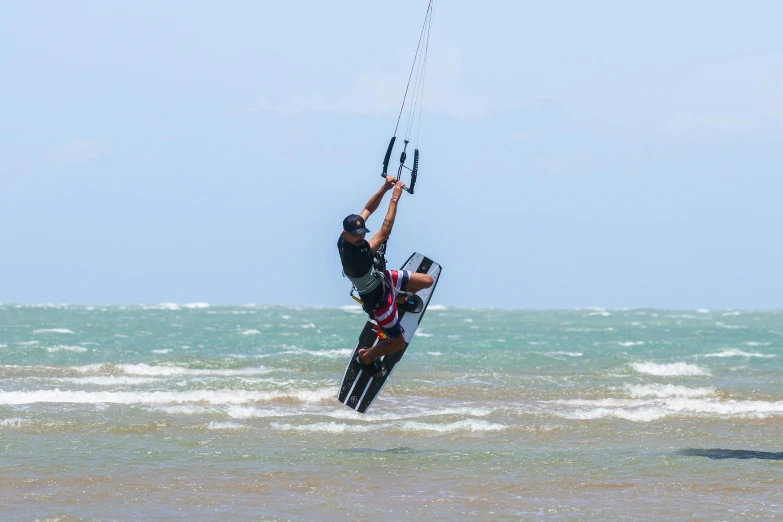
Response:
[337,234,384,310]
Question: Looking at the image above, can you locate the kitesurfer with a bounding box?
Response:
[337,176,433,375]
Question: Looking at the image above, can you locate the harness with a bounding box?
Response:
[347,241,389,313]
[345,266,384,296]
[347,240,417,316]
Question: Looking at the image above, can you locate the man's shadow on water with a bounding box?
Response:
[679,448,783,460]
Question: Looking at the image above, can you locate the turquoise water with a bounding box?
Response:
[2,304,782,520]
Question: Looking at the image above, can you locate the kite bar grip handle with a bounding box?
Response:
[406,149,419,194]
[381,137,396,177]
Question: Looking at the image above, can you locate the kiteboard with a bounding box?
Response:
[337,252,441,413]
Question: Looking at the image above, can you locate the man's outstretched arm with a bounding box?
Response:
[359,176,397,221]
[369,181,404,253]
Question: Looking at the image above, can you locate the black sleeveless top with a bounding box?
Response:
[337,234,384,308]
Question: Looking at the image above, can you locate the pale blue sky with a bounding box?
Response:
[1,1,782,308]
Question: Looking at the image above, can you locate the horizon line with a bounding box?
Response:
[1,302,780,312]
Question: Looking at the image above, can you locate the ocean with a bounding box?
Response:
[1,304,782,520]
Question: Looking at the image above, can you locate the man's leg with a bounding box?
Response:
[358,281,406,365]
[387,270,433,304]
[358,336,405,365]
[405,272,434,293]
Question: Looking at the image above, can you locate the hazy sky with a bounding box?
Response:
[2,1,782,308]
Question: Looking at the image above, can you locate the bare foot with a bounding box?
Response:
[357,347,373,365]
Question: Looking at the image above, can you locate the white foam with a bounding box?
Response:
[722,311,741,316]
[271,419,506,434]
[226,406,292,419]
[151,349,172,354]
[553,396,783,422]
[626,384,716,399]
[558,398,638,408]
[1,418,26,428]
[715,322,747,330]
[562,407,668,422]
[618,342,644,347]
[427,352,443,356]
[300,323,316,329]
[145,303,181,310]
[140,302,209,310]
[57,376,157,385]
[0,387,335,405]
[275,347,352,359]
[428,305,448,311]
[630,362,711,376]
[15,341,40,346]
[68,363,111,373]
[0,344,6,348]
[231,406,496,425]
[33,328,75,334]
[744,342,772,347]
[46,345,88,353]
[339,305,364,314]
[397,419,506,433]
[299,348,352,358]
[697,309,710,314]
[116,363,274,377]
[272,421,378,433]
[70,363,107,373]
[332,406,495,422]
[153,405,218,415]
[703,349,775,359]
[415,330,433,338]
[241,329,261,336]
[664,398,783,417]
[207,421,246,430]
[183,303,210,309]
[546,351,583,357]
[63,363,294,381]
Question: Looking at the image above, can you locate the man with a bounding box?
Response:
[338,176,434,375]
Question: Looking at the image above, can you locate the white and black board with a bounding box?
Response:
[337,252,441,413]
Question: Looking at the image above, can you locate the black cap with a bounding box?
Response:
[343,214,370,236]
